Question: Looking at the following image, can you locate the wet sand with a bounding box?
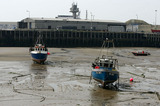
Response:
[0,47,160,106]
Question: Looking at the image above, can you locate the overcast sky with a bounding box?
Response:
[0,0,160,25]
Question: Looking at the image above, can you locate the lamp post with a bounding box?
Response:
[26,10,30,18]
[136,14,138,20]
[90,12,93,30]
[155,10,157,29]
[92,15,95,20]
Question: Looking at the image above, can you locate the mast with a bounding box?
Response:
[36,32,44,45]
[98,38,114,57]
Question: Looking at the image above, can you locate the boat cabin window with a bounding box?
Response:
[104,63,108,67]
[110,63,113,68]
[41,48,45,51]
[34,47,47,51]
[99,61,115,68]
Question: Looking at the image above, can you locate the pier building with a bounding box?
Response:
[17,3,126,32]
[18,18,126,32]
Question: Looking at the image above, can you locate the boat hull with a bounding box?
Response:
[132,52,150,56]
[31,51,48,63]
[92,68,119,86]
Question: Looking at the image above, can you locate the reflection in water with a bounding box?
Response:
[90,86,117,105]
[29,64,48,89]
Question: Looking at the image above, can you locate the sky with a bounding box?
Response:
[0,0,160,25]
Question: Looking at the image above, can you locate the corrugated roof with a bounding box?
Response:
[23,17,125,24]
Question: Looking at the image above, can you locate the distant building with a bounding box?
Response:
[56,15,74,19]
[56,2,80,19]
[18,18,126,32]
[0,22,17,30]
[17,2,126,32]
[126,19,160,33]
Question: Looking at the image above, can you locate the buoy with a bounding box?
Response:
[95,66,100,69]
[47,52,50,55]
[130,78,133,82]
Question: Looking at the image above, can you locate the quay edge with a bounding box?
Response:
[0,29,160,47]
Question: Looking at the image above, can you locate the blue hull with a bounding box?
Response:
[31,53,48,63]
[92,69,119,85]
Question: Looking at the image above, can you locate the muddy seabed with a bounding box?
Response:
[0,47,160,106]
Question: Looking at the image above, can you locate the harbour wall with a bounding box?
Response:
[0,29,160,47]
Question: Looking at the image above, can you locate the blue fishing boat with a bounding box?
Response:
[91,38,119,88]
[29,33,48,64]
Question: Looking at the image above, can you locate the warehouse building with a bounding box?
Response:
[18,18,126,32]
[17,3,126,32]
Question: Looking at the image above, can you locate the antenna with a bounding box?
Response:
[70,2,79,19]
[77,11,81,19]
[86,10,88,20]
